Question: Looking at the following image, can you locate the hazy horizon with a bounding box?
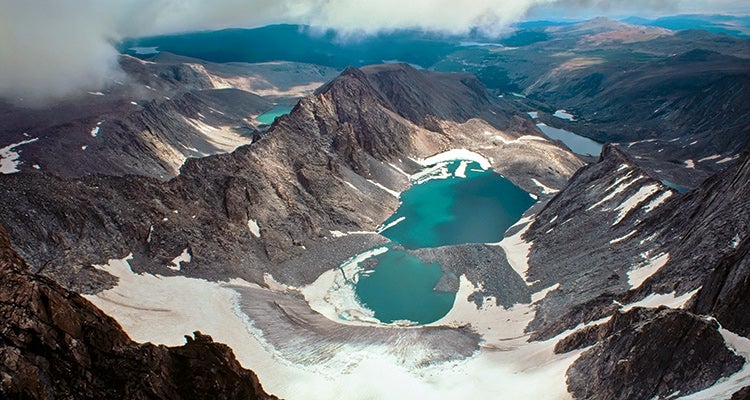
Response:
[1,0,748,100]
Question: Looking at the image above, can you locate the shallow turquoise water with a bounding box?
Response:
[349,160,535,325]
[380,161,536,248]
[354,248,455,324]
[256,105,293,125]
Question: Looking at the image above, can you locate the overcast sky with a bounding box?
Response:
[1,0,747,101]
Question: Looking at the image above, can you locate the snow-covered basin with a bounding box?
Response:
[86,254,581,400]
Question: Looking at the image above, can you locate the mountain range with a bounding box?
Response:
[1,16,748,400]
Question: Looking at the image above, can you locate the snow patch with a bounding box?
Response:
[717,155,739,164]
[684,159,695,169]
[367,179,400,198]
[610,230,637,244]
[377,216,406,233]
[263,273,295,292]
[612,183,660,225]
[330,230,347,238]
[344,181,360,192]
[417,149,491,170]
[643,191,673,213]
[247,219,261,238]
[627,253,669,289]
[168,248,191,271]
[387,162,411,177]
[620,288,699,312]
[494,216,534,281]
[531,178,558,195]
[411,162,452,184]
[527,111,538,119]
[88,91,105,96]
[553,109,576,121]
[518,135,548,142]
[455,160,469,178]
[697,154,722,163]
[88,120,105,139]
[0,137,38,174]
[531,283,560,303]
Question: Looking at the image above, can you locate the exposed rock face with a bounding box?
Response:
[690,234,750,337]
[517,149,750,398]
[0,226,277,400]
[524,145,674,339]
[525,148,750,341]
[562,308,744,400]
[410,244,531,308]
[731,387,750,400]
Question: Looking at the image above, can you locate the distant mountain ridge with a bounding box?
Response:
[622,14,750,38]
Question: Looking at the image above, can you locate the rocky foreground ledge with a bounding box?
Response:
[0,226,278,400]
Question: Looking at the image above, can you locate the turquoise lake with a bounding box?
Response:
[379,160,536,248]
[256,105,293,125]
[354,248,455,324]
[350,160,535,324]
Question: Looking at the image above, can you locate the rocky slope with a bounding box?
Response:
[0,64,581,293]
[0,54,335,180]
[525,146,749,339]
[0,226,277,399]
[518,147,750,398]
[561,308,744,400]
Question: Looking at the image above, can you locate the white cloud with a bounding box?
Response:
[0,0,746,101]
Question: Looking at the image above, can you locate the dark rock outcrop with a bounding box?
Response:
[0,226,277,399]
[690,234,750,337]
[564,308,744,400]
[731,387,750,400]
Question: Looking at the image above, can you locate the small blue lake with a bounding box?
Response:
[537,123,603,157]
[354,247,455,324]
[348,160,535,325]
[256,105,293,125]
